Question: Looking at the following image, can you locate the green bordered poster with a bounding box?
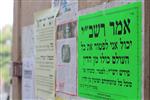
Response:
[78,2,142,100]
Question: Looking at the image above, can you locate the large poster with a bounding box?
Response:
[34,8,59,100]
[78,2,142,100]
[56,9,77,98]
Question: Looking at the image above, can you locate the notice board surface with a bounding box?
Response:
[78,2,142,100]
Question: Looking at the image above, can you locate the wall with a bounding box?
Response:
[12,0,149,100]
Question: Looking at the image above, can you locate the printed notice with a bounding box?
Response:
[52,0,78,15]
[34,7,59,100]
[22,25,35,58]
[56,0,78,26]
[22,25,35,100]
[78,2,142,100]
[56,38,77,95]
[59,0,78,15]
[22,58,35,100]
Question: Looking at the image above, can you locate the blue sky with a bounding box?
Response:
[0,0,13,30]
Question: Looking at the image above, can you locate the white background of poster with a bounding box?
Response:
[22,58,35,100]
[56,38,77,96]
[22,25,35,58]
[21,25,35,100]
